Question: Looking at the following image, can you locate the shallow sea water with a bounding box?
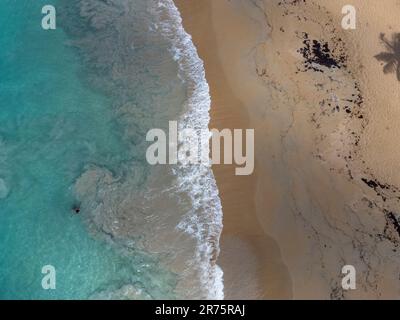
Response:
[0,0,223,299]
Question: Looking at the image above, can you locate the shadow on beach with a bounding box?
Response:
[375,33,400,81]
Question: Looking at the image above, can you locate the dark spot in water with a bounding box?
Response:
[72,206,81,214]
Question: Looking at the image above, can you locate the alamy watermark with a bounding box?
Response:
[146,121,254,176]
[341,5,356,30]
[341,265,356,290]
[41,5,56,30]
[41,265,56,290]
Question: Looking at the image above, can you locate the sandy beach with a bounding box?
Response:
[175,0,400,299]
[175,0,293,299]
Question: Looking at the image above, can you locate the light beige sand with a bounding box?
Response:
[176,0,400,299]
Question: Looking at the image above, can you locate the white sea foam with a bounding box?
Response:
[152,0,224,300]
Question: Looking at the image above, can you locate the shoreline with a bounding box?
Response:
[174,0,293,299]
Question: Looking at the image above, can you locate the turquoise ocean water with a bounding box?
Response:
[0,0,223,299]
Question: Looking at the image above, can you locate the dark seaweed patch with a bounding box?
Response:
[298,33,347,72]
[362,178,390,191]
[385,211,400,238]
[361,176,400,203]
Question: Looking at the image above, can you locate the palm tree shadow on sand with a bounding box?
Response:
[375,33,400,81]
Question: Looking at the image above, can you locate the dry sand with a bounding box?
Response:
[175,0,400,299]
